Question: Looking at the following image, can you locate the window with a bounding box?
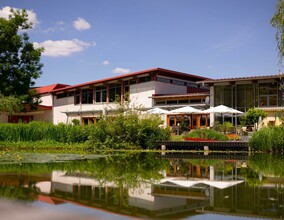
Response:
[167,100,178,104]
[172,80,185,86]
[155,101,166,105]
[178,100,189,104]
[157,77,171,83]
[259,83,278,107]
[109,84,121,102]
[82,117,96,125]
[124,83,129,101]
[138,76,151,83]
[68,91,75,97]
[57,93,67,99]
[95,86,107,103]
[82,89,93,104]
[74,90,80,105]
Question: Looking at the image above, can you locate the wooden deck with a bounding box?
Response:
[156,140,249,152]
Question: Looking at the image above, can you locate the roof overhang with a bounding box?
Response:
[52,68,211,94]
[198,74,282,85]
[151,93,209,99]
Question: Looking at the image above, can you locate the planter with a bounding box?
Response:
[184,137,217,142]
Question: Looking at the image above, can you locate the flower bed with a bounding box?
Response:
[184,137,217,142]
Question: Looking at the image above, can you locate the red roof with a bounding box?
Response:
[35,84,69,94]
[52,68,211,93]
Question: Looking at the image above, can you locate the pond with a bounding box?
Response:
[0,151,283,220]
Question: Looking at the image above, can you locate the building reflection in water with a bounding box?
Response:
[0,154,283,219]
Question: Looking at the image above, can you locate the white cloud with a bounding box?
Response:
[73,17,91,31]
[112,67,130,74]
[34,39,95,57]
[43,21,66,33]
[0,6,39,28]
[102,60,110,65]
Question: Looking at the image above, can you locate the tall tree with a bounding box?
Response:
[0,8,43,112]
[271,0,284,65]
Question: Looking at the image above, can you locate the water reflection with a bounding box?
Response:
[0,152,283,219]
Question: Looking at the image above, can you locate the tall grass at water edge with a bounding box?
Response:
[0,114,171,149]
[249,126,284,152]
[0,121,90,143]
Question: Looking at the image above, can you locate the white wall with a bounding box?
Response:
[52,80,190,124]
[130,81,155,108]
[53,96,120,124]
[40,94,53,106]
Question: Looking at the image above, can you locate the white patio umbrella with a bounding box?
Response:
[170,106,202,114]
[146,107,170,114]
[161,179,244,190]
[202,105,243,124]
[202,105,243,114]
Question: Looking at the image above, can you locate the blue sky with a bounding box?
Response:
[0,0,279,86]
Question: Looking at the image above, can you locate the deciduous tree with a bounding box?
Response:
[0,8,44,112]
[271,0,284,65]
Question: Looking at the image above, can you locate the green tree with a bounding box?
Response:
[0,8,44,111]
[244,108,267,130]
[271,0,284,65]
[0,94,23,115]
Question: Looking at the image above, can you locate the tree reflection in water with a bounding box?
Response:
[0,152,282,219]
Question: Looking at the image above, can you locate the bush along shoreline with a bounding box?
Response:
[0,112,171,150]
[248,125,284,153]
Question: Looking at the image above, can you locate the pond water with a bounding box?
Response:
[0,151,283,220]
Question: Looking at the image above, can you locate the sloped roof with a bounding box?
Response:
[200,74,281,84]
[52,68,211,93]
[35,84,69,94]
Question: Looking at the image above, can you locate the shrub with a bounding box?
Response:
[249,126,284,152]
[87,112,171,149]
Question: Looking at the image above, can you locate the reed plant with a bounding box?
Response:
[0,112,171,149]
[248,125,284,152]
[0,121,90,143]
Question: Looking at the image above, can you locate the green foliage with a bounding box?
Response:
[243,108,267,130]
[248,154,284,178]
[249,125,284,151]
[0,111,170,149]
[0,8,44,106]
[184,129,229,141]
[0,121,89,144]
[87,112,171,149]
[71,118,80,126]
[275,110,284,124]
[271,0,284,65]
[0,94,23,114]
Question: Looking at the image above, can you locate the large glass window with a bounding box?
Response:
[214,86,223,106]
[138,76,151,83]
[223,85,232,107]
[124,83,129,101]
[109,84,121,102]
[95,86,107,103]
[74,90,80,105]
[236,85,246,109]
[259,83,278,107]
[81,89,93,104]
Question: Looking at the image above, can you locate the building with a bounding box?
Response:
[50,68,210,126]
[0,83,69,124]
[4,68,284,129]
[200,74,284,126]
